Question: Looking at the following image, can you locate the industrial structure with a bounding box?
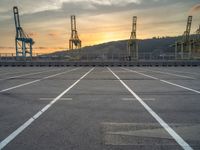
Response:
[174,16,193,60]
[192,24,200,59]
[69,15,81,50]
[127,16,138,61]
[13,6,34,57]
[196,25,200,36]
[174,16,200,60]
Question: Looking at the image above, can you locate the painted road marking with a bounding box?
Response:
[102,122,200,145]
[122,98,155,101]
[102,122,173,146]
[0,68,94,149]
[160,80,200,94]
[139,68,195,79]
[158,68,200,76]
[0,68,79,93]
[122,67,200,94]
[108,67,193,150]
[0,69,35,76]
[122,68,159,80]
[39,98,73,101]
[0,68,49,78]
[0,68,61,81]
[102,71,130,73]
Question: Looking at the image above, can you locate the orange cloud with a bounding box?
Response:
[48,33,58,37]
[27,32,39,37]
[189,4,200,15]
[47,31,62,38]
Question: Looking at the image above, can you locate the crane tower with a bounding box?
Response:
[192,25,200,58]
[175,16,192,59]
[127,16,138,61]
[69,15,81,50]
[196,25,200,39]
[13,6,34,57]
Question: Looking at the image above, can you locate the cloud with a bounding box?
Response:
[1,0,200,53]
[0,46,14,49]
[48,33,59,37]
[28,32,39,37]
[0,0,142,15]
[189,4,200,15]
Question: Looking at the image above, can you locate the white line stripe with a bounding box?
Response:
[0,68,79,93]
[160,80,200,94]
[108,67,193,150]
[160,68,200,76]
[0,118,35,150]
[0,70,36,76]
[0,68,61,81]
[0,80,41,92]
[0,68,94,149]
[140,68,195,79]
[122,98,155,101]
[0,68,49,79]
[39,98,73,101]
[102,71,130,73]
[122,67,158,80]
[122,68,200,94]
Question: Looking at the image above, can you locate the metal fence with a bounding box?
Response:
[0,52,200,62]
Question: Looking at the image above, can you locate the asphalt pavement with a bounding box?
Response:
[0,67,200,150]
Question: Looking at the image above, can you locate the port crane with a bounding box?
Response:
[13,6,34,57]
[69,15,81,50]
[127,16,138,61]
[175,16,192,59]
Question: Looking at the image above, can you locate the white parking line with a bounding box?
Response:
[39,98,73,101]
[0,68,80,93]
[0,68,48,77]
[122,98,155,101]
[0,69,22,75]
[108,67,193,150]
[122,68,158,80]
[122,68,200,94]
[139,68,195,79]
[160,68,200,76]
[102,71,130,73]
[160,80,200,94]
[0,68,61,81]
[0,68,94,149]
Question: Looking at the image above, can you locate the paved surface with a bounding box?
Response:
[0,67,200,150]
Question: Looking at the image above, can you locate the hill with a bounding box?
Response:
[51,36,179,57]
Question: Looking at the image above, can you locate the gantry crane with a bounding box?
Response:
[127,16,138,61]
[195,24,200,39]
[192,25,200,58]
[69,15,81,50]
[13,6,34,58]
[175,16,192,59]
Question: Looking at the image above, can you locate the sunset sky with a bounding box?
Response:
[0,0,200,53]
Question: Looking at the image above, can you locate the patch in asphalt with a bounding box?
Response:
[101,122,200,149]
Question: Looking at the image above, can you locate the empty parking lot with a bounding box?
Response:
[0,67,200,150]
